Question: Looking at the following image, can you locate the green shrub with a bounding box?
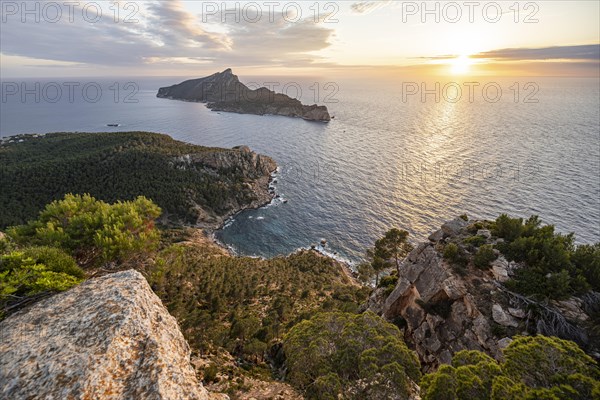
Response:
[378,275,398,290]
[451,350,496,368]
[20,247,85,279]
[572,243,600,292]
[492,214,597,300]
[0,236,12,254]
[283,311,420,399]
[421,335,600,400]
[464,235,487,248]
[492,214,523,242]
[443,243,460,262]
[8,194,161,267]
[474,245,497,269]
[502,335,600,388]
[0,249,83,317]
[467,221,486,234]
[203,364,219,383]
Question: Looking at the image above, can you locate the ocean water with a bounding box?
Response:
[1,76,599,263]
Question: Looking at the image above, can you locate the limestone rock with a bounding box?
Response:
[368,218,597,370]
[492,304,519,327]
[477,229,492,239]
[0,270,211,400]
[508,307,526,319]
[428,229,444,242]
[377,240,497,371]
[552,298,589,322]
[497,337,513,349]
[441,217,468,237]
[491,257,510,282]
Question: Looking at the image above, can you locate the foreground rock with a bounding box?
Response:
[0,270,213,400]
[157,69,331,122]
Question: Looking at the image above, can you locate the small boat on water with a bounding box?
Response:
[107,123,120,127]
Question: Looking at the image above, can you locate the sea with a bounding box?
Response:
[1,75,599,264]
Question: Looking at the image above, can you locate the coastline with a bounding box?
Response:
[201,164,280,256]
[200,162,361,285]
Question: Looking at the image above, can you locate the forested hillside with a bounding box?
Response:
[0,132,275,227]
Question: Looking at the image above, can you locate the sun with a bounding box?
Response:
[450,55,473,74]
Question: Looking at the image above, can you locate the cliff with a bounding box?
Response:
[0,270,217,400]
[365,217,599,371]
[157,69,331,122]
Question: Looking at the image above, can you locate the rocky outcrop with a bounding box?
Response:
[157,69,331,122]
[0,270,214,400]
[377,236,502,370]
[368,217,598,371]
[174,146,277,229]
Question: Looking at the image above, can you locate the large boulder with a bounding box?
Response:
[0,270,212,400]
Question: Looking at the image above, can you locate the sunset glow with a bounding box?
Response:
[449,55,474,75]
[0,1,598,77]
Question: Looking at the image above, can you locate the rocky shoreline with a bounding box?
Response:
[200,151,278,255]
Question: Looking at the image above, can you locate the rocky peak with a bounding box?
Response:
[0,270,215,400]
[366,217,598,371]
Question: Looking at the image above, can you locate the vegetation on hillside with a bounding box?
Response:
[492,214,599,300]
[8,194,161,268]
[0,132,263,227]
[283,311,421,400]
[357,228,413,285]
[147,242,370,382]
[0,194,161,317]
[0,246,84,318]
[2,135,599,400]
[420,335,600,400]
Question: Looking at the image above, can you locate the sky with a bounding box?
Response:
[0,0,599,77]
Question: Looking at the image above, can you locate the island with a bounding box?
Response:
[157,68,331,122]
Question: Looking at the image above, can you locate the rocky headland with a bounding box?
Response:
[157,69,331,122]
[0,132,277,230]
[364,217,599,371]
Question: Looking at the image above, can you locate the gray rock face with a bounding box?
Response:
[0,270,210,400]
[491,257,510,282]
[158,69,331,122]
[171,146,277,229]
[378,240,502,371]
[370,219,599,369]
[477,229,492,239]
[492,304,519,327]
[440,217,468,237]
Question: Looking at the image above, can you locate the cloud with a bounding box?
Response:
[350,1,393,15]
[471,44,600,61]
[418,44,600,63]
[0,0,335,72]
